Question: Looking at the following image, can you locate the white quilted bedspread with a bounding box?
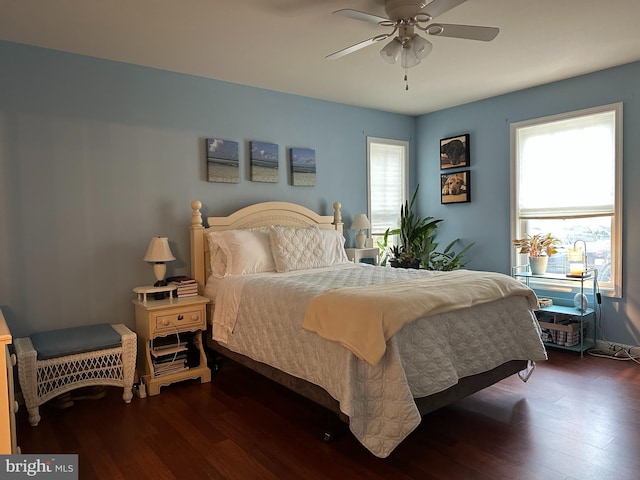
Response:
[212,264,547,458]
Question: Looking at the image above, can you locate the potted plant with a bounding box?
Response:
[512,233,561,275]
[379,184,473,270]
[388,186,441,268]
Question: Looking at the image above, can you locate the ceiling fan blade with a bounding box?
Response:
[422,0,468,19]
[333,9,390,25]
[265,0,344,16]
[426,24,499,41]
[325,36,387,60]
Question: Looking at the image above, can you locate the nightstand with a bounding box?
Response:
[132,294,211,396]
[345,247,379,265]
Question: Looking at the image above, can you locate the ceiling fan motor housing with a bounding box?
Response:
[398,25,416,42]
[385,0,428,20]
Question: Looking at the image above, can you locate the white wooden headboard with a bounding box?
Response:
[189,200,344,292]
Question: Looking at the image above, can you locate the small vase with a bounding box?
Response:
[529,256,548,275]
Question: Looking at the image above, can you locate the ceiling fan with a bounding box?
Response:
[326,0,499,88]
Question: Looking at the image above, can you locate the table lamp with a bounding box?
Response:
[143,237,175,286]
[567,239,588,278]
[351,214,371,249]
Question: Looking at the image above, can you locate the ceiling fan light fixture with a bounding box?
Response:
[400,44,420,69]
[410,34,432,60]
[380,37,403,64]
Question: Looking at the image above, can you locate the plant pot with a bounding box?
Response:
[390,258,421,269]
[529,256,548,275]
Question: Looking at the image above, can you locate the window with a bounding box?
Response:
[511,103,623,296]
[367,137,409,246]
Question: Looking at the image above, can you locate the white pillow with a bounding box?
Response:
[268,225,349,272]
[319,228,350,265]
[207,229,276,278]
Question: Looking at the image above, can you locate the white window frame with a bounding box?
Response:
[366,137,409,243]
[510,103,623,297]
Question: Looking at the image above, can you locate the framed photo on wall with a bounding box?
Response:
[441,170,470,204]
[250,141,279,183]
[289,147,316,186]
[206,138,240,183]
[440,134,469,170]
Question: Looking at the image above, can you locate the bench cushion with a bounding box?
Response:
[30,323,122,360]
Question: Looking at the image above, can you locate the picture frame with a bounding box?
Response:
[441,170,470,204]
[206,138,239,183]
[250,141,279,183]
[440,134,470,170]
[289,147,316,186]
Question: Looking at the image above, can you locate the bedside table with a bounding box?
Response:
[132,294,211,396]
[345,247,379,265]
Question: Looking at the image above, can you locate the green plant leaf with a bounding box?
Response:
[383,184,473,271]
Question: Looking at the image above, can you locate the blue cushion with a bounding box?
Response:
[30,323,122,360]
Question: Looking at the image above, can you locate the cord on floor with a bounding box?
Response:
[588,344,640,365]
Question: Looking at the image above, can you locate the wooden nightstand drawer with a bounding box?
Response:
[153,309,204,334]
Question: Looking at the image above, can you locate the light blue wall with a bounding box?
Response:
[0,41,415,337]
[2,39,639,348]
[416,61,640,347]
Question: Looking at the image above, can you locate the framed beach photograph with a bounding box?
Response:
[441,170,471,204]
[206,138,239,183]
[440,134,469,170]
[289,147,316,186]
[250,141,279,183]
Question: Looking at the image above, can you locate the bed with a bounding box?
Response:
[189,199,547,458]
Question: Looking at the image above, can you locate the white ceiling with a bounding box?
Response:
[1,0,640,115]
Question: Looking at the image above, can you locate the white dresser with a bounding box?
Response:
[0,309,19,453]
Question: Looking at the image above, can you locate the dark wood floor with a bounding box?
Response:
[16,349,640,480]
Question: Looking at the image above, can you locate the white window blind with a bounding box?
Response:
[517,111,616,218]
[367,138,408,235]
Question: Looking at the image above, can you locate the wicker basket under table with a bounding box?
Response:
[14,324,136,426]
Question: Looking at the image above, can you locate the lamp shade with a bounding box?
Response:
[401,44,420,69]
[380,38,403,64]
[410,34,433,60]
[143,237,175,263]
[351,214,371,230]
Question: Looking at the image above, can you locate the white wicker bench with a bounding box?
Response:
[14,323,136,426]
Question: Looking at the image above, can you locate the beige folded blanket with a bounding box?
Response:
[302,269,538,365]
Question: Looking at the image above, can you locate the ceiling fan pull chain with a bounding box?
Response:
[404,69,409,91]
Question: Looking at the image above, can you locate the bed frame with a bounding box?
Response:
[189,199,527,435]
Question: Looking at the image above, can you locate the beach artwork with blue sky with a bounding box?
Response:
[290,148,316,186]
[206,138,239,183]
[250,141,279,183]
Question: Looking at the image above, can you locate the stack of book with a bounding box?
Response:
[150,335,189,376]
[166,276,198,297]
[152,352,188,376]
